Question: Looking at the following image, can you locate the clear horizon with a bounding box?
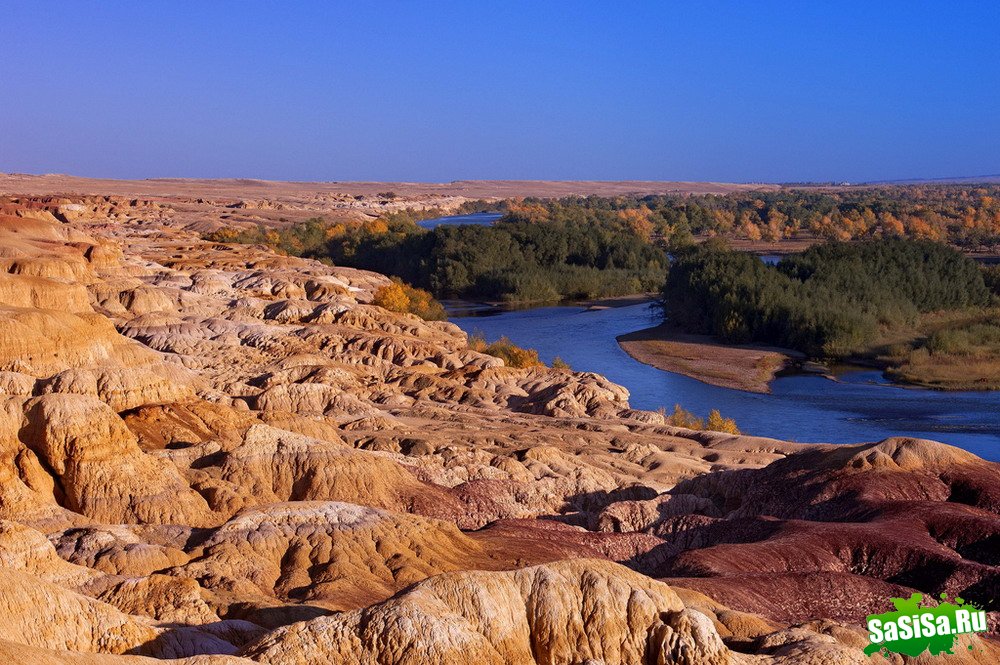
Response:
[7,172,1000,186]
[2,1,998,183]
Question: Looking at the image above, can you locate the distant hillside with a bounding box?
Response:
[0,173,779,199]
[866,174,1000,185]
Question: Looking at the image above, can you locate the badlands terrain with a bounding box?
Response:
[0,179,995,663]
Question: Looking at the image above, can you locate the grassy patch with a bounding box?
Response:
[876,308,1000,389]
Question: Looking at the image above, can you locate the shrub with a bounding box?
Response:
[664,404,741,434]
[372,282,410,312]
[666,404,703,429]
[372,279,446,321]
[468,334,544,368]
[705,409,741,434]
[925,323,1000,355]
[982,265,1000,297]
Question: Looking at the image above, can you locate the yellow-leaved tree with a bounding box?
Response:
[373,279,446,321]
[705,409,741,434]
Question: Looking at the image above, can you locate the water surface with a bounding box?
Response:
[418,212,503,229]
[450,303,1000,460]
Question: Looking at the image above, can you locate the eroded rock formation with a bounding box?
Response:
[0,193,994,663]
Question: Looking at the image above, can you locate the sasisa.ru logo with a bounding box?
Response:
[865,592,988,657]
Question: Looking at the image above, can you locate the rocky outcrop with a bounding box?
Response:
[627,438,1000,627]
[19,395,214,526]
[0,566,157,654]
[240,559,739,665]
[169,501,498,611]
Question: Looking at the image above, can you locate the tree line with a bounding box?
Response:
[206,184,1000,309]
[505,185,1000,251]
[662,238,993,357]
[208,208,667,303]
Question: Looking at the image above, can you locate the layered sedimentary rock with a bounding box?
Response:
[240,559,739,665]
[649,438,1000,625]
[0,194,994,663]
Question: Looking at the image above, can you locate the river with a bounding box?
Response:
[449,302,1000,460]
[418,211,1000,460]
[418,211,503,229]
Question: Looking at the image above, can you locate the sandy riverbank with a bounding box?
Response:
[617,324,802,393]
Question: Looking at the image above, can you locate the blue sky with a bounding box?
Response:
[1,1,998,182]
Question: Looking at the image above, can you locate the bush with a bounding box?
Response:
[666,404,703,429]
[372,279,446,321]
[551,356,571,370]
[705,409,741,434]
[982,265,1000,297]
[468,334,544,368]
[664,404,741,433]
[925,323,1000,355]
